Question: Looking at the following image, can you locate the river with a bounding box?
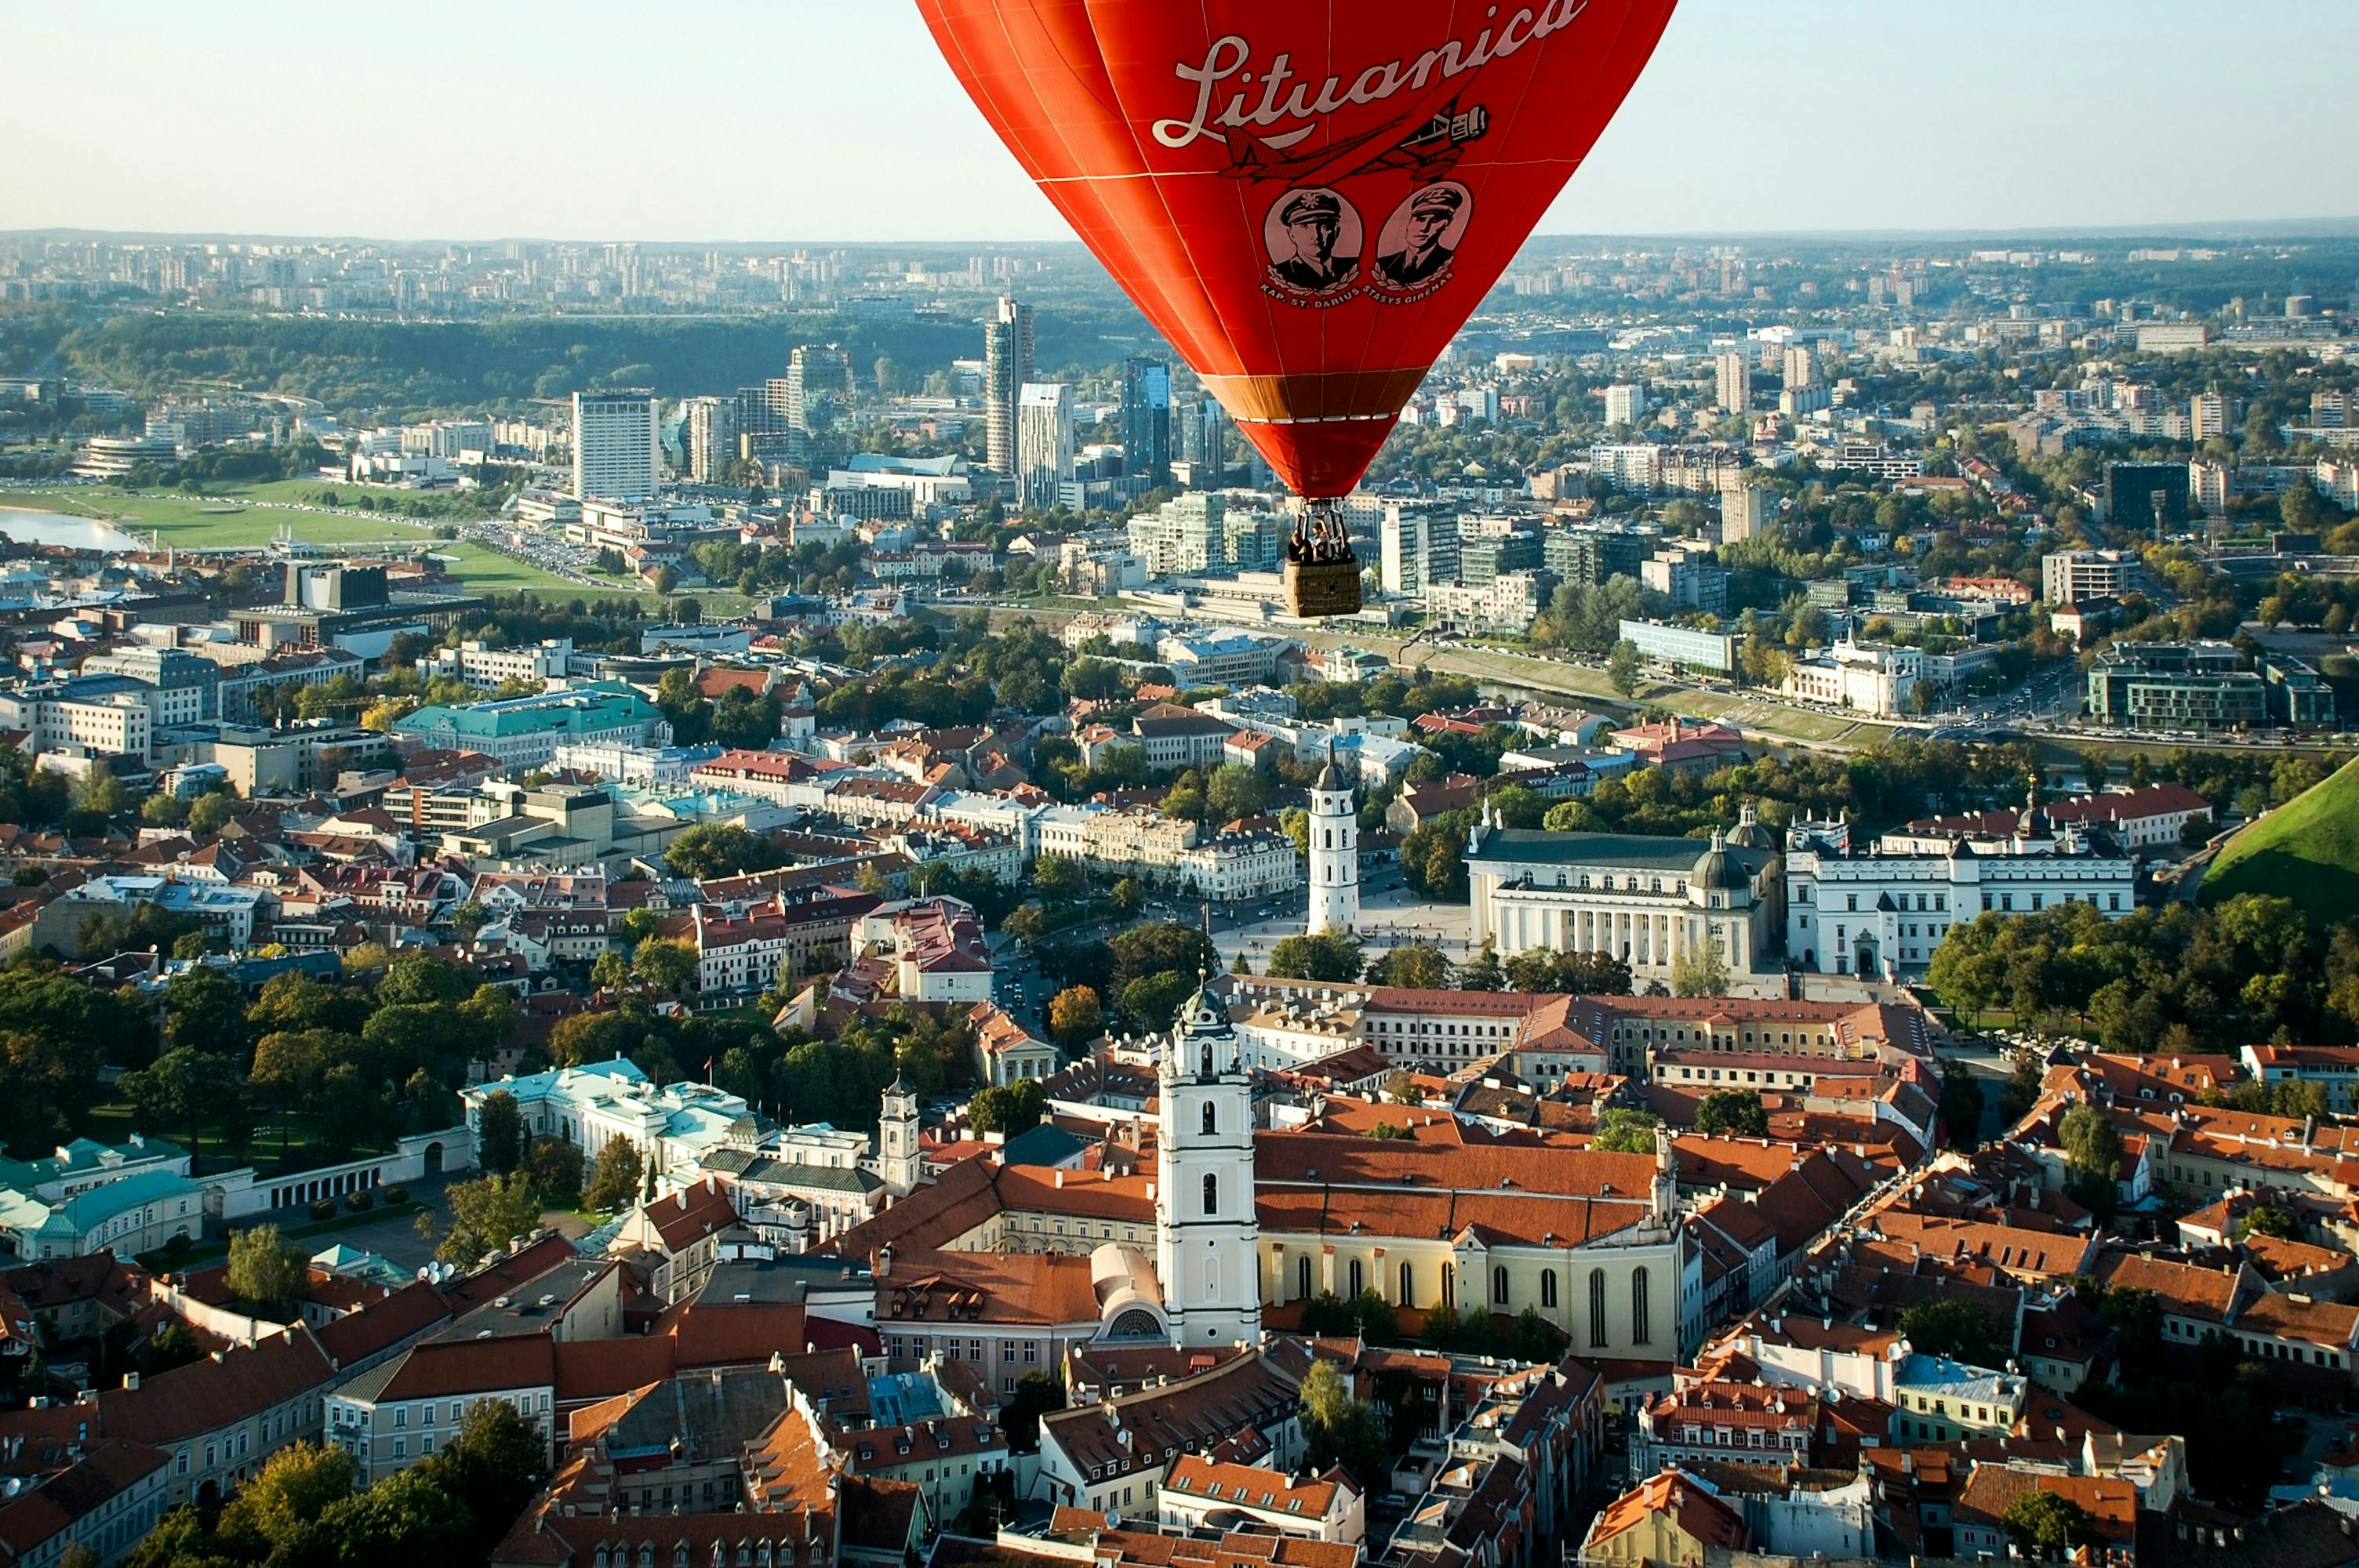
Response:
[0,506,148,552]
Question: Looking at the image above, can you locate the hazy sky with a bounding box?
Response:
[4,0,2355,244]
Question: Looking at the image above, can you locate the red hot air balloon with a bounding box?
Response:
[918,0,1677,614]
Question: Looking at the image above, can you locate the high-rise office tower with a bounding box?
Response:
[786,343,854,435]
[1016,382,1074,511]
[984,296,1034,474]
[1716,351,1751,413]
[1121,357,1172,488]
[571,390,660,503]
[681,396,739,485]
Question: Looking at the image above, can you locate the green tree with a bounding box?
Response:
[2241,1204,2300,1240]
[1897,1298,2003,1367]
[1607,638,1643,698]
[1205,763,1270,823]
[1267,932,1365,981]
[423,1396,547,1546]
[163,964,247,1058]
[1107,878,1145,919]
[519,1138,584,1207]
[1670,946,1729,997]
[1001,1370,1066,1451]
[1939,1059,1986,1151]
[1372,945,1452,990]
[631,937,698,995]
[1118,970,1195,1033]
[1032,855,1086,903]
[224,1223,304,1308]
[581,1134,644,1213]
[1592,1109,1662,1154]
[434,1173,543,1264]
[188,791,238,835]
[121,1047,244,1167]
[1298,1359,1388,1487]
[1458,943,1503,991]
[475,1089,522,1174]
[377,953,476,1007]
[970,1080,1047,1136]
[2001,1490,2105,1561]
[1695,1090,1769,1138]
[211,1441,359,1560]
[667,822,779,880]
[2059,1103,2125,1215]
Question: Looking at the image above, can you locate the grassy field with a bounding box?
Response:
[8,485,662,601]
[2201,755,2359,922]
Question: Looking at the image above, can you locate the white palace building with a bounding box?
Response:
[1783,793,2136,978]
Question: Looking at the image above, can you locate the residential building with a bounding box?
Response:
[679,396,739,485]
[984,296,1034,475]
[2085,641,2270,731]
[1016,383,1074,512]
[572,390,660,503]
[1603,384,1646,426]
[328,1337,558,1484]
[1427,572,1544,635]
[1379,505,1460,595]
[1715,351,1751,412]
[2043,547,2141,604]
[1129,492,1229,577]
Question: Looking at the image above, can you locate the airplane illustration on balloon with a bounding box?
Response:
[1219,91,1491,187]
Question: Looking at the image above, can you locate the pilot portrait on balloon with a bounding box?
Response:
[1369,180,1471,299]
[1261,187,1363,302]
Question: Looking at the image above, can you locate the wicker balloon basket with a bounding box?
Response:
[1284,555,1362,619]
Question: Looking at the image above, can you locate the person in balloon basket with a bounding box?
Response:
[1375,184,1464,289]
[1269,191,1357,294]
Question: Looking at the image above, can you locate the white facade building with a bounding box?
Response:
[1781,637,1920,718]
[1784,802,2137,978]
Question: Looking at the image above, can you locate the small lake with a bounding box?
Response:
[0,507,148,553]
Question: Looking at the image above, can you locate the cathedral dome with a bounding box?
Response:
[1725,800,1776,851]
[1692,829,1744,891]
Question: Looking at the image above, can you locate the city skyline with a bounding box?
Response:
[5,0,2357,244]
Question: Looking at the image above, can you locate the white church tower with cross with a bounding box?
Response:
[1306,742,1359,935]
[1155,971,1262,1347]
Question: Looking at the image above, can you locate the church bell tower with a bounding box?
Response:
[1156,973,1262,1345]
[1306,741,1359,935]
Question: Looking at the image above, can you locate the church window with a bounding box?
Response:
[1202,1174,1218,1216]
[1441,1264,1455,1308]
[1298,1256,1312,1299]
[1399,1261,1414,1302]
[1588,1270,1608,1347]
[1492,1266,1510,1305]
[1201,1102,1216,1136]
[1541,1270,1558,1308]
[1201,1044,1214,1076]
[1348,1260,1363,1296]
[1632,1269,1652,1345]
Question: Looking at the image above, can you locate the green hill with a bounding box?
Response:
[2201,757,2359,924]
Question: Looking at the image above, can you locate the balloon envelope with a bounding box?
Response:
[918,0,1677,496]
